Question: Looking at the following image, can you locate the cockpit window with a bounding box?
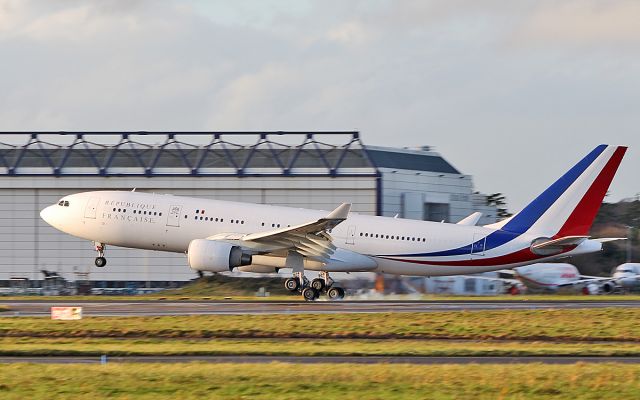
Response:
[63,201,69,207]
[58,201,64,206]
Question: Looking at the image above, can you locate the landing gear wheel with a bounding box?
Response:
[311,278,325,292]
[95,257,107,268]
[327,287,345,300]
[284,278,300,292]
[302,287,318,301]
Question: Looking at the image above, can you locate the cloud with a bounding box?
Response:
[515,0,640,47]
[0,0,638,209]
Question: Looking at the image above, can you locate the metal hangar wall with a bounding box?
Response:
[0,132,496,285]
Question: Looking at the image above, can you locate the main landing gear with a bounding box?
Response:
[284,271,345,301]
[94,242,107,267]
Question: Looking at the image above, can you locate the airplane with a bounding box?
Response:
[497,263,618,295]
[612,263,640,291]
[40,144,627,300]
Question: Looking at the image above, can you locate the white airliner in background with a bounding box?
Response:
[40,144,627,300]
[612,263,640,291]
[498,263,619,295]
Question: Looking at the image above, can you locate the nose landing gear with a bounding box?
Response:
[94,242,107,267]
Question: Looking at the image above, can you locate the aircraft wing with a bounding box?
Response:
[556,276,615,288]
[211,203,351,262]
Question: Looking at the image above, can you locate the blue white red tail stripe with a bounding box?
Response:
[378,145,626,267]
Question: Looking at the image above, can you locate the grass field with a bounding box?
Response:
[0,362,638,399]
[2,337,640,357]
[2,309,639,341]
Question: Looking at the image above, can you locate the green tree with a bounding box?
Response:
[486,193,512,219]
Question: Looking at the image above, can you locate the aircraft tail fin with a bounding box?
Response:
[485,145,627,237]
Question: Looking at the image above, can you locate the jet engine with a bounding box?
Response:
[600,281,617,294]
[187,239,252,272]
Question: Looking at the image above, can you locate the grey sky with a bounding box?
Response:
[0,0,638,211]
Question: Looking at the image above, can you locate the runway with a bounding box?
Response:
[2,355,640,364]
[2,299,640,317]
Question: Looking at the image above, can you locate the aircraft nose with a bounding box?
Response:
[40,205,56,226]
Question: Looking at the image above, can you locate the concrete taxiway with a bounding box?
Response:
[2,355,640,364]
[2,299,640,317]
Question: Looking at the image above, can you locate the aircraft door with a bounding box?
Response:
[346,225,356,245]
[166,205,182,227]
[471,233,486,257]
[84,197,99,219]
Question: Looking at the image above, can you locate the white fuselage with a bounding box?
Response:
[514,264,581,292]
[40,190,600,277]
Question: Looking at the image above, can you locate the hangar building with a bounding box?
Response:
[0,132,496,287]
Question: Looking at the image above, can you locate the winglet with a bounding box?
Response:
[457,212,483,226]
[326,203,351,220]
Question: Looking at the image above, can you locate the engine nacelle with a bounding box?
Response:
[187,239,252,272]
[237,265,280,273]
[600,281,617,294]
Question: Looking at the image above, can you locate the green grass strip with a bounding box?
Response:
[2,338,640,357]
[2,308,639,341]
[1,362,639,399]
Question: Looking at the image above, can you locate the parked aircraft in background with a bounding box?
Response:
[40,144,626,300]
[504,263,617,295]
[612,263,640,291]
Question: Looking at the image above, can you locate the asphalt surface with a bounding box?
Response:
[2,355,640,364]
[2,299,640,317]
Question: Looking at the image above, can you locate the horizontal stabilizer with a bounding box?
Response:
[593,237,628,243]
[530,236,588,256]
